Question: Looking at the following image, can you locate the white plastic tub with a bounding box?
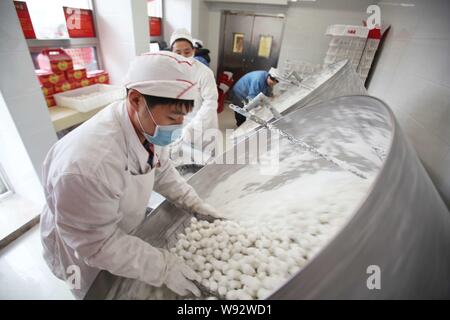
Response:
[54,84,126,112]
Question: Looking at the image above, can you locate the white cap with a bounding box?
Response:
[124,52,197,100]
[193,38,204,48]
[268,67,282,80]
[170,28,194,48]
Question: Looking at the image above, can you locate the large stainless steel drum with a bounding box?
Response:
[86,95,450,300]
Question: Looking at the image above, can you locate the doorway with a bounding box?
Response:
[219,11,285,81]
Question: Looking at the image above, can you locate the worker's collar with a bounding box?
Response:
[117,101,154,173]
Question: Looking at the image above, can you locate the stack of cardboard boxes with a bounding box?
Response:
[35,48,109,107]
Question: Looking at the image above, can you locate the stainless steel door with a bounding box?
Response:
[249,15,284,72]
[222,13,254,80]
[221,12,285,81]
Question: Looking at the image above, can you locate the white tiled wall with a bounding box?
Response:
[163,0,212,56]
[198,0,374,75]
[191,0,210,49]
[0,1,57,206]
[163,0,193,44]
[368,0,450,207]
[162,0,210,60]
[94,0,149,85]
[278,0,374,67]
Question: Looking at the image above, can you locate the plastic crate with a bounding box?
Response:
[54,84,126,112]
[325,24,369,38]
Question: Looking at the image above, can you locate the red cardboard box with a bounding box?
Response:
[45,95,56,108]
[14,1,36,39]
[38,48,74,73]
[36,69,52,86]
[63,7,96,38]
[41,85,54,97]
[54,81,80,93]
[48,73,66,85]
[87,70,109,84]
[36,69,66,86]
[66,68,87,81]
[79,78,93,87]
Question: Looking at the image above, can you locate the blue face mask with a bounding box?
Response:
[136,99,183,146]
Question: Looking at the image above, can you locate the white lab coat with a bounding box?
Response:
[182,59,218,148]
[40,100,204,299]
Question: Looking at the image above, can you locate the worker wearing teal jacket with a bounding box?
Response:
[231,68,280,126]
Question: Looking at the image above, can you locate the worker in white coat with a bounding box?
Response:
[170,29,218,154]
[40,52,221,299]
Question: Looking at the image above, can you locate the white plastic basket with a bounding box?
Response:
[325,24,369,38]
[54,84,126,112]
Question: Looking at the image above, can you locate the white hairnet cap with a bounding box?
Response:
[124,52,197,100]
[170,28,194,47]
[193,38,204,48]
[268,67,282,80]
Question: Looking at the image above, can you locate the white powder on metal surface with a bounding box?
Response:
[109,139,378,300]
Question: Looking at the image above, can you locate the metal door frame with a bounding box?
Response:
[218,10,286,77]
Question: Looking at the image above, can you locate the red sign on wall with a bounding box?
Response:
[149,17,162,37]
[63,7,96,38]
[14,1,36,39]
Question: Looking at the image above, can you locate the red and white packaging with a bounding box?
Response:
[45,95,56,108]
[325,24,369,38]
[217,71,234,113]
[78,78,93,87]
[36,69,66,86]
[87,70,109,84]
[54,81,80,93]
[41,85,54,97]
[66,68,87,82]
[38,48,74,73]
[14,1,36,39]
[63,7,96,38]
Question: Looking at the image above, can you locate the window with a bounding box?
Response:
[23,0,93,39]
[233,33,244,54]
[20,0,103,71]
[60,47,98,70]
[29,44,100,71]
[258,35,273,58]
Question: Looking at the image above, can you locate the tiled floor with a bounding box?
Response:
[218,102,237,134]
[0,194,40,243]
[0,225,74,299]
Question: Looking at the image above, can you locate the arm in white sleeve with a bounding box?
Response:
[184,67,219,134]
[153,147,203,212]
[54,173,169,287]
